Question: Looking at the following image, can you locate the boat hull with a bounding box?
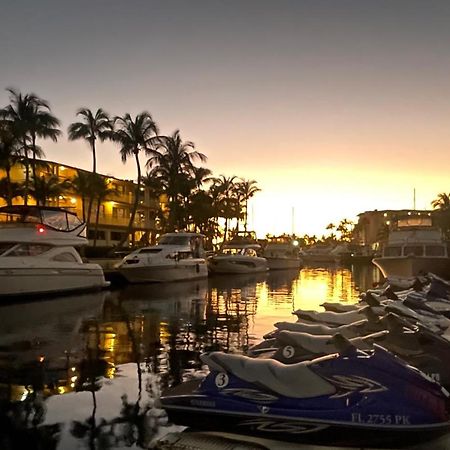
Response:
[208,256,268,274]
[119,260,208,283]
[0,264,108,297]
[373,256,450,280]
[162,381,450,449]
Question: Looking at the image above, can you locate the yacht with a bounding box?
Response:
[263,235,303,270]
[0,205,109,297]
[117,232,208,283]
[372,215,450,280]
[208,232,268,274]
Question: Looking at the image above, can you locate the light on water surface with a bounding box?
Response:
[0,265,381,449]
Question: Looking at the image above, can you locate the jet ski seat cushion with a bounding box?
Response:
[201,352,336,399]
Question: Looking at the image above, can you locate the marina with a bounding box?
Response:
[2,263,450,449]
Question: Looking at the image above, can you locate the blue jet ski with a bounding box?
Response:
[161,345,450,448]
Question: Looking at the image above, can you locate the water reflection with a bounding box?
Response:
[0,266,380,449]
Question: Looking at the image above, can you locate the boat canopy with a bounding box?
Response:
[0,206,85,233]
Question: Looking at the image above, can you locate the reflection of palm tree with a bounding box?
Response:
[111,113,159,247]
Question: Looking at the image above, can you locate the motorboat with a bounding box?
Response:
[0,205,109,297]
[117,232,208,283]
[208,233,268,274]
[263,235,302,270]
[161,347,450,447]
[373,215,450,280]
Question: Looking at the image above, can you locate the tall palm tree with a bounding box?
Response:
[111,112,159,247]
[235,179,260,232]
[146,130,207,231]
[209,175,239,243]
[0,88,61,205]
[0,120,21,206]
[68,108,113,225]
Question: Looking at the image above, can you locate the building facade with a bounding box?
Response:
[0,159,162,247]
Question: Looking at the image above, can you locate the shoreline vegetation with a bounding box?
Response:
[0,87,449,251]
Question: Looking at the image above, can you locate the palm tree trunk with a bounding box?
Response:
[32,135,38,205]
[93,198,100,247]
[116,151,141,248]
[87,141,96,232]
[22,140,29,206]
[5,165,12,206]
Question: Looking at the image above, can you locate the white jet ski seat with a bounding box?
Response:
[201,352,336,399]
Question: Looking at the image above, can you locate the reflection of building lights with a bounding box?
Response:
[58,386,66,394]
[59,195,64,200]
[20,390,28,401]
[106,366,116,379]
[70,382,75,388]
[71,367,76,372]
[70,376,78,382]
[39,356,45,362]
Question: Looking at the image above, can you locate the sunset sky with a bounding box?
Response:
[1,1,450,237]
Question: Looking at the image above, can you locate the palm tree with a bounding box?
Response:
[0,177,22,205]
[70,170,92,222]
[29,174,70,206]
[110,112,159,247]
[432,192,450,239]
[235,179,260,232]
[0,120,21,205]
[68,108,113,224]
[432,193,450,211]
[209,175,239,243]
[90,174,116,247]
[0,88,61,204]
[146,130,207,231]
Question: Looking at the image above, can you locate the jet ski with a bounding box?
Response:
[161,345,450,448]
[251,321,450,391]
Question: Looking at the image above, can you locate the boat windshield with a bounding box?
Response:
[4,243,52,257]
[0,207,83,232]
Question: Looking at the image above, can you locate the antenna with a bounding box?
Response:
[292,206,295,236]
[413,188,416,210]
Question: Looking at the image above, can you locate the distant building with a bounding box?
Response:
[0,159,165,246]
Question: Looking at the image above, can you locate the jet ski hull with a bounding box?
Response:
[162,380,450,448]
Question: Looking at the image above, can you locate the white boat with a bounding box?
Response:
[263,236,303,270]
[0,205,109,297]
[372,216,450,280]
[117,232,208,283]
[208,233,268,274]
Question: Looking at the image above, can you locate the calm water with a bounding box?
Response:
[0,265,386,449]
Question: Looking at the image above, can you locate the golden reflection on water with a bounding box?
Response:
[249,267,368,343]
